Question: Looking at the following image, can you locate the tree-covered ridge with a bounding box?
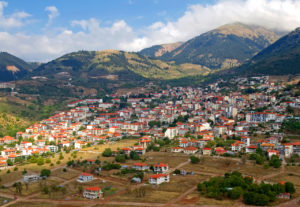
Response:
[0,52,32,82]
[34,50,210,81]
[236,27,300,76]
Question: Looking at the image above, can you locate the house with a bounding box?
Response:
[267,150,280,158]
[132,163,149,171]
[24,174,41,182]
[75,141,86,149]
[77,173,94,183]
[277,193,290,199]
[183,146,198,154]
[46,145,58,153]
[202,148,212,156]
[292,142,300,155]
[241,136,250,146]
[134,147,146,155]
[179,140,189,148]
[164,127,178,139]
[172,147,183,153]
[149,174,170,185]
[154,163,169,173]
[246,145,257,153]
[284,144,293,158]
[83,186,103,199]
[231,141,245,152]
[215,147,227,155]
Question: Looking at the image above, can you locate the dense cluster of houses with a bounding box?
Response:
[0,76,299,171]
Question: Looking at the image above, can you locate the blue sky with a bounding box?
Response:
[0,0,299,61]
[4,0,215,34]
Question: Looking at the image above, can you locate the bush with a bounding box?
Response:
[243,192,269,206]
[190,156,200,164]
[130,151,140,160]
[269,155,281,168]
[102,148,112,157]
[115,155,126,163]
[285,182,295,194]
[37,157,44,165]
[228,187,243,199]
[40,169,51,177]
[173,169,180,174]
[102,162,121,170]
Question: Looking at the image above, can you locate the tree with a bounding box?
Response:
[130,151,140,160]
[6,159,13,166]
[190,156,200,164]
[285,182,295,194]
[115,154,126,163]
[37,157,45,165]
[102,148,112,157]
[13,182,23,195]
[269,155,281,168]
[228,187,242,199]
[40,169,51,177]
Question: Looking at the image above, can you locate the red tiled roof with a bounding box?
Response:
[150,174,168,179]
[85,186,101,191]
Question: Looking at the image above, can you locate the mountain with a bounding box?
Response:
[0,52,32,82]
[139,42,183,58]
[34,50,210,82]
[159,23,280,70]
[236,27,300,75]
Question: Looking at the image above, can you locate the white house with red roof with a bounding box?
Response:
[164,127,178,139]
[246,145,257,153]
[132,163,149,171]
[149,174,169,185]
[83,186,103,199]
[267,150,280,158]
[77,173,94,183]
[154,163,169,173]
[284,143,293,158]
[172,147,183,153]
[183,146,198,154]
[202,147,212,156]
[75,141,86,149]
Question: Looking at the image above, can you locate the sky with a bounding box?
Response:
[1,0,300,62]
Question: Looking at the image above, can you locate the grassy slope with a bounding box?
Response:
[0,96,65,137]
[34,50,210,81]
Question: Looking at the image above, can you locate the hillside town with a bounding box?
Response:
[0,76,299,205]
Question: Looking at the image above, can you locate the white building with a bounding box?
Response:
[149,174,169,185]
[77,173,94,183]
[132,163,149,171]
[83,186,103,199]
[154,163,169,173]
[164,127,178,139]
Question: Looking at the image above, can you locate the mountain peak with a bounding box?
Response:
[213,22,279,43]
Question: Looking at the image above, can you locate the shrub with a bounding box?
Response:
[102,148,112,157]
[40,169,51,177]
[190,156,200,164]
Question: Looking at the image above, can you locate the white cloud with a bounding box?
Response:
[45,6,59,26]
[1,0,300,62]
[0,1,31,29]
[124,0,300,50]
[0,18,136,61]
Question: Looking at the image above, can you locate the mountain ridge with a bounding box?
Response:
[146,23,281,70]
